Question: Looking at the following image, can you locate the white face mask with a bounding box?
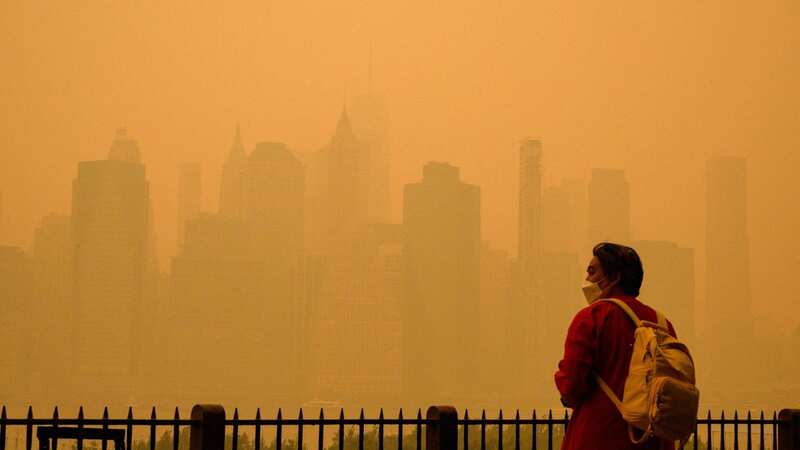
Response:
[581,280,604,304]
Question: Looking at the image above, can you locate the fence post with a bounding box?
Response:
[426,406,458,450]
[779,409,800,450]
[190,405,226,450]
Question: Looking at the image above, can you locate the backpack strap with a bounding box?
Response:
[596,298,641,326]
[655,309,667,329]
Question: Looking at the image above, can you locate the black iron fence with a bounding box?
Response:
[0,405,798,450]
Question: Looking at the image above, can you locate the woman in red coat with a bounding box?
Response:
[554,243,676,450]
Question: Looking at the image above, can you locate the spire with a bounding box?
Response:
[335,105,354,140]
[228,122,245,160]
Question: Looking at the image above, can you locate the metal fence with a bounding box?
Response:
[0,405,798,450]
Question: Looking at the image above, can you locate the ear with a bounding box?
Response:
[609,273,622,286]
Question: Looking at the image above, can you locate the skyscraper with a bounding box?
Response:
[515,139,543,403]
[177,162,202,247]
[320,108,369,251]
[219,124,247,220]
[587,168,631,245]
[0,246,34,406]
[71,129,150,406]
[350,92,390,224]
[31,214,73,403]
[403,162,480,404]
[631,240,695,349]
[705,156,752,392]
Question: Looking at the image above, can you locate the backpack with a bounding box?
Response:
[594,299,700,445]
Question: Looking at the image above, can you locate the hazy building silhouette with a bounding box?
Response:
[588,169,631,245]
[177,162,202,247]
[515,139,543,402]
[169,213,273,407]
[631,240,695,349]
[562,178,588,257]
[309,224,403,406]
[478,243,515,405]
[71,129,150,406]
[705,156,753,393]
[350,92,390,224]
[219,124,247,220]
[0,246,34,406]
[403,162,480,403]
[31,214,73,403]
[319,108,370,251]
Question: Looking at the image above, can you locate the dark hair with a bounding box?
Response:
[592,242,644,296]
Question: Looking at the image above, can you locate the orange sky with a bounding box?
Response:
[1,1,798,335]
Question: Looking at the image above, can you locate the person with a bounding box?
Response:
[554,242,677,450]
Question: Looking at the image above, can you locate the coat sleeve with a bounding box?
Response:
[554,306,599,407]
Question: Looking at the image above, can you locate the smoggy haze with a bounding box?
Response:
[1,1,799,409]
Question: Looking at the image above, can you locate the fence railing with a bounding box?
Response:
[0,405,798,450]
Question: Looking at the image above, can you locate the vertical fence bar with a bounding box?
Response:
[747,411,751,450]
[772,411,778,450]
[379,409,385,450]
[546,411,552,450]
[514,410,520,450]
[0,406,6,450]
[734,411,739,450]
[693,414,698,450]
[25,407,33,450]
[358,409,364,450]
[707,411,712,450]
[255,409,262,450]
[530,411,536,450]
[51,407,59,450]
[126,408,133,450]
[416,410,422,450]
[479,411,485,450]
[103,408,110,450]
[721,410,726,450]
[232,409,239,450]
[317,409,323,450]
[150,408,157,450]
[276,409,283,450]
[297,409,304,450]
[337,410,343,450]
[398,410,403,450]
[174,408,180,450]
[498,411,503,450]
[77,407,84,450]
[463,410,468,450]
[759,411,765,450]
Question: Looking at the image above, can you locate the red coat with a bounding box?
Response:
[554,296,677,450]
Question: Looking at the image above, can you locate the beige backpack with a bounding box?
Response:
[594,299,700,445]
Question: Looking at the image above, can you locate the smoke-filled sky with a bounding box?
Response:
[1,1,798,334]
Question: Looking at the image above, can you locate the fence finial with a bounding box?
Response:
[234,408,239,420]
[103,407,109,420]
[52,407,59,420]
[298,409,303,420]
[151,407,157,420]
[1,405,6,419]
[127,407,133,420]
[27,406,32,419]
[78,407,84,420]
[398,409,403,420]
[256,409,261,420]
[174,407,180,420]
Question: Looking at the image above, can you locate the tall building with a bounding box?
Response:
[705,156,752,393]
[71,129,150,406]
[515,139,543,403]
[320,108,370,251]
[631,240,695,349]
[177,163,202,247]
[169,213,273,408]
[350,93,390,224]
[587,169,631,245]
[219,124,247,220]
[403,162,480,404]
[31,214,73,404]
[0,246,34,407]
[562,178,588,257]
